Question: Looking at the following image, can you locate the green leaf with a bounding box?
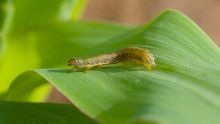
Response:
[0,102,97,124]
[0,21,131,95]
[5,71,50,101]
[0,0,94,94]
[69,0,88,20]
[11,0,87,31]
[0,0,131,102]
[0,0,131,94]
[0,0,13,59]
[7,10,220,124]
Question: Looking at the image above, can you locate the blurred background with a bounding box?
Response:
[83,0,220,46]
[48,0,220,103]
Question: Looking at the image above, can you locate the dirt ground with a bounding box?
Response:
[48,0,220,103]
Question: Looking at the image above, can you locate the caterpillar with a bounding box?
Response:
[68,47,156,70]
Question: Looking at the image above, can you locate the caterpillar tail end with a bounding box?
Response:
[143,62,156,70]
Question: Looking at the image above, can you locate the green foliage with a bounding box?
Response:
[0,102,97,124]
[0,0,130,94]
[1,0,220,124]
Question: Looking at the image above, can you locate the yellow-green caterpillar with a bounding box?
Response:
[68,47,156,70]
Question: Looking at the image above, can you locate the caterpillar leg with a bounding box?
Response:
[71,66,91,72]
[135,61,151,70]
[82,65,103,72]
[143,64,152,70]
[94,65,102,69]
[81,67,91,72]
[139,62,154,70]
[72,67,78,71]
[72,67,84,72]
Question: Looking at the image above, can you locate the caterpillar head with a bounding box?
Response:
[142,52,156,70]
[68,58,84,67]
[147,53,156,67]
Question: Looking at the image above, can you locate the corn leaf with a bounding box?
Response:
[0,0,131,95]
[0,102,97,124]
[6,10,220,124]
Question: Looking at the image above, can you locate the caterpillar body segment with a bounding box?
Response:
[68,47,156,70]
[116,47,156,69]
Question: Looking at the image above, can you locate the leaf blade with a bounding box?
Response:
[6,9,220,124]
[0,101,97,124]
[0,21,131,94]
